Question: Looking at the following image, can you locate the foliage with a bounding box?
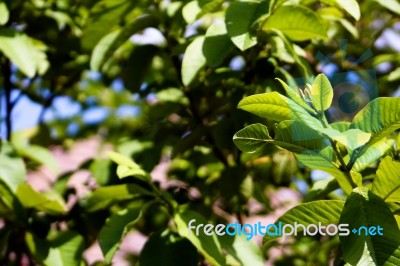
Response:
[0,0,399,265]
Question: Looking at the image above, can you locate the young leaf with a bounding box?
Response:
[275,78,316,114]
[262,5,327,41]
[225,0,265,51]
[339,188,400,265]
[181,36,206,86]
[263,200,344,246]
[372,156,400,202]
[99,207,141,263]
[174,210,225,266]
[310,74,334,112]
[108,151,149,181]
[140,231,198,266]
[220,234,264,266]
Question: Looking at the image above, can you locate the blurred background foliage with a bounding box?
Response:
[0,0,399,265]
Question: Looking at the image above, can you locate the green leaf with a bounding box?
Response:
[328,128,371,151]
[85,184,154,212]
[372,156,400,202]
[99,207,141,262]
[81,0,135,50]
[203,23,233,68]
[181,36,206,86]
[182,1,201,24]
[17,145,59,174]
[263,200,344,246]
[123,45,159,92]
[350,97,400,146]
[108,151,149,181]
[90,14,159,71]
[275,78,316,114]
[0,1,9,25]
[352,139,394,172]
[339,188,400,265]
[238,92,324,131]
[225,0,266,51]
[220,234,264,266]
[0,29,49,77]
[233,121,328,154]
[322,0,361,20]
[16,184,66,215]
[310,74,333,112]
[140,231,198,266]
[296,152,353,194]
[330,121,351,132]
[262,5,327,41]
[375,0,400,15]
[0,142,26,192]
[174,210,225,266]
[233,123,271,153]
[44,231,84,266]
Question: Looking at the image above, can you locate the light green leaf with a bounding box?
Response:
[330,121,351,132]
[335,0,360,20]
[0,29,49,77]
[203,23,233,68]
[352,139,394,172]
[263,200,344,246]
[350,97,400,163]
[276,78,316,114]
[225,0,265,51]
[108,151,149,181]
[296,151,353,194]
[372,156,400,202]
[140,231,198,266]
[99,207,141,263]
[174,210,225,266]
[310,74,333,112]
[16,184,66,215]
[238,92,324,131]
[90,14,159,71]
[262,5,327,41]
[0,142,26,192]
[220,234,264,266]
[17,145,59,175]
[350,97,400,146]
[44,231,84,266]
[181,36,206,86]
[182,1,201,24]
[0,1,9,25]
[375,0,400,15]
[328,129,371,151]
[86,184,154,212]
[339,188,400,265]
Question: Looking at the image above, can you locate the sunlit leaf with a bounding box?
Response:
[262,5,327,41]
